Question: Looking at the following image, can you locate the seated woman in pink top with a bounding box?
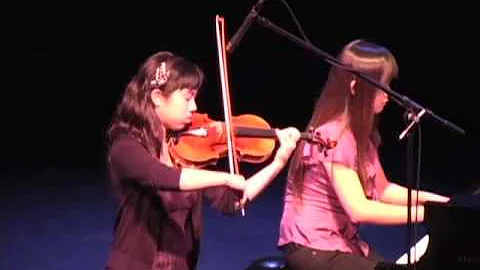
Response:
[277,39,450,270]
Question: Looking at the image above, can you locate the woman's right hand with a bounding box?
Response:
[225,174,246,191]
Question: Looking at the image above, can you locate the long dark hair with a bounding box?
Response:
[288,39,399,197]
[107,51,204,157]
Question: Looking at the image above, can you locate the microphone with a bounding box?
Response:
[226,0,267,54]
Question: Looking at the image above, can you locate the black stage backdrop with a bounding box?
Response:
[19,1,475,194]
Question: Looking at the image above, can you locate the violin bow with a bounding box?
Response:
[215,15,245,216]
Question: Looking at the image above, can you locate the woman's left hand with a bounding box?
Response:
[273,127,301,165]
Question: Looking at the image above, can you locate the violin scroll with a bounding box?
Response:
[304,126,338,150]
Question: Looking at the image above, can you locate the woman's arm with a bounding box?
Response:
[202,127,300,213]
[240,128,300,204]
[179,168,245,191]
[376,165,450,205]
[241,157,287,202]
[380,183,450,205]
[110,136,245,191]
[329,162,426,225]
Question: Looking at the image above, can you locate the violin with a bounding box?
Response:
[168,112,337,168]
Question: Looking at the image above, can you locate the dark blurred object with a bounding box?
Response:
[376,200,480,270]
[246,256,288,270]
[449,186,480,207]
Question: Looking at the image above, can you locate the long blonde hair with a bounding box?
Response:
[288,39,399,198]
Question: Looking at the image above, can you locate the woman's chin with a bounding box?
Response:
[374,106,386,114]
[176,122,191,131]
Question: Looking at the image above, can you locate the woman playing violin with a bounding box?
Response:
[104,51,300,270]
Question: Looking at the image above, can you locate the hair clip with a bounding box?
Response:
[150,61,170,88]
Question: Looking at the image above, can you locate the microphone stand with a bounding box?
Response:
[252,14,465,267]
[400,109,424,267]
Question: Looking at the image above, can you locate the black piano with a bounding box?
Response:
[376,196,480,270]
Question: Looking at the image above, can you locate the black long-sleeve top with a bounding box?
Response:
[105,133,241,270]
